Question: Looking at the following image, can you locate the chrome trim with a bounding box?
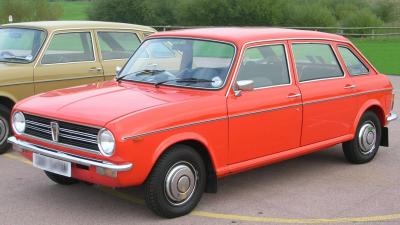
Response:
[337,45,371,76]
[0,81,34,88]
[123,116,227,140]
[226,37,351,97]
[21,133,100,155]
[8,136,132,172]
[59,133,97,144]
[234,43,293,92]
[33,75,104,84]
[38,30,97,66]
[59,127,97,139]
[303,88,392,105]
[24,112,102,130]
[387,113,398,122]
[229,103,302,119]
[26,120,49,128]
[291,42,346,83]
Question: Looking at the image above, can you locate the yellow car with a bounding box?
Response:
[0,21,156,153]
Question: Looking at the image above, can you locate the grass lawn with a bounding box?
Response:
[56,1,91,20]
[352,38,400,75]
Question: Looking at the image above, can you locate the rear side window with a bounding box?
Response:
[42,32,94,64]
[338,46,369,75]
[237,44,290,88]
[292,43,343,82]
[98,32,141,60]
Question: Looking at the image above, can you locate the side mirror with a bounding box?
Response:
[116,66,122,75]
[235,80,254,96]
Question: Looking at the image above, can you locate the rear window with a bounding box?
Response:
[292,43,343,82]
[338,46,369,76]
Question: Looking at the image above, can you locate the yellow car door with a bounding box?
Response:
[34,30,104,94]
[95,30,142,80]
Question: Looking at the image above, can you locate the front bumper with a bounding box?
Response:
[7,136,132,172]
[387,112,398,123]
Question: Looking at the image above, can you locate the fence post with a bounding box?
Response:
[371,28,375,39]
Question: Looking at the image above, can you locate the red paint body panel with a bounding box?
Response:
[12,28,394,188]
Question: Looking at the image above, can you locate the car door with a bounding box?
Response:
[290,41,359,146]
[336,44,380,111]
[95,30,142,80]
[34,30,104,94]
[227,42,303,164]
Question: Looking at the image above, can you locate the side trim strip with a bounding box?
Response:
[123,88,392,140]
[229,103,302,119]
[123,116,227,140]
[303,88,392,105]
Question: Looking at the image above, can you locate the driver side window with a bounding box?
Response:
[41,32,94,64]
[237,44,290,88]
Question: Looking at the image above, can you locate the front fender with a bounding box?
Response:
[151,132,218,171]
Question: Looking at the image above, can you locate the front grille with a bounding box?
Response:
[24,114,100,153]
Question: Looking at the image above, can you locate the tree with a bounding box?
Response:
[0,0,63,23]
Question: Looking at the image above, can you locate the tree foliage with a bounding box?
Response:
[0,0,63,23]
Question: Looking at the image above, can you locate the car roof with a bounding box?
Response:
[150,27,350,45]
[2,21,156,33]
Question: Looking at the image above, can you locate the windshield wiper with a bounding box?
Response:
[154,78,213,88]
[1,56,30,62]
[116,69,165,82]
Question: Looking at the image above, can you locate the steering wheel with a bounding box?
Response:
[0,51,15,58]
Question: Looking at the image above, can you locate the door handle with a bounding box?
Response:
[287,93,302,98]
[89,67,103,72]
[344,84,356,89]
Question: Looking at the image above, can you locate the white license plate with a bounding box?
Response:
[33,154,71,177]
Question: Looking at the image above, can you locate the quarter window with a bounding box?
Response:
[292,43,343,82]
[338,46,369,75]
[42,32,94,64]
[98,32,141,60]
[237,44,290,88]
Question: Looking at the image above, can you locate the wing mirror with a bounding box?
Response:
[235,80,254,97]
[115,66,122,75]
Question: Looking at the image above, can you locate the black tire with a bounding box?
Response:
[343,111,382,164]
[144,144,206,218]
[0,105,11,154]
[44,171,79,185]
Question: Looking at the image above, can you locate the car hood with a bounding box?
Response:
[16,81,210,127]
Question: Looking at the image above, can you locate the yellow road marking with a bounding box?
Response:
[3,152,400,224]
[3,153,32,165]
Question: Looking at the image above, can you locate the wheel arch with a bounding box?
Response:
[353,100,386,134]
[151,132,219,193]
[0,95,16,110]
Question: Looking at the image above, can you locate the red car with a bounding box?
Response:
[8,28,398,218]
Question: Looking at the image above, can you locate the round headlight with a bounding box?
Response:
[97,129,115,157]
[12,112,26,134]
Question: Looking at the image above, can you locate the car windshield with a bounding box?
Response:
[0,28,46,63]
[119,38,235,89]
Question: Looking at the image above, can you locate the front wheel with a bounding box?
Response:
[144,145,206,218]
[343,111,382,164]
[0,105,11,154]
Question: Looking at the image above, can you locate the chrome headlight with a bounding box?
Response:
[12,111,26,134]
[97,129,115,157]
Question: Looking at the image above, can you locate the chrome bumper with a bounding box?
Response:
[7,136,132,172]
[387,113,398,123]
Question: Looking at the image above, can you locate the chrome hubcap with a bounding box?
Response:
[164,161,198,206]
[0,118,8,145]
[358,121,377,154]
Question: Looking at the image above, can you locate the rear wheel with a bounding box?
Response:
[0,105,11,154]
[144,145,206,218]
[44,171,79,185]
[343,111,382,164]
